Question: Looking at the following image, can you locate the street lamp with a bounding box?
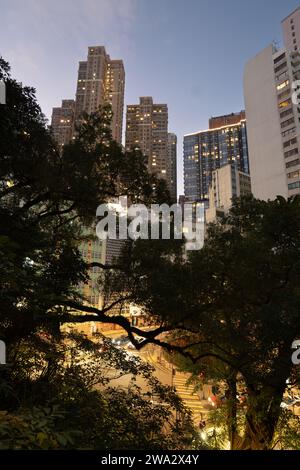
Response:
[171,364,176,387]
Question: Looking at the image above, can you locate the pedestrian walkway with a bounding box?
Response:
[172,374,208,421]
[144,348,209,422]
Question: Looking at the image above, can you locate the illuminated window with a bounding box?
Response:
[279,99,291,108]
[277,80,289,91]
[287,170,300,179]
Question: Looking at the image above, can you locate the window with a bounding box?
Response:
[283,137,297,148]
[284,147,298,158]
[287,170,300,179]
[274,52,286,64]
[282,127,296,137]
[279,99,291,108]
[280,108,293,119]
[274,62,287,73]
[281,118,295,129]
[277,79,289,91]
[278,89,290,101]
[286,158,300,168]
[288,181,300,190]
[276,70,289,81]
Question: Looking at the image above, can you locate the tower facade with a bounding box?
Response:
[167,133,177,202]
[184,112,249,202]
[244,46,300,199]
[74,46,125,143]
[50,99,75,151]
[125,97,168,180]
[51,46,125,145]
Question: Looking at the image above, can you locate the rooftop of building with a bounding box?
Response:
[209,111,245,129]
[184,116,246,137]
[281,6,300,23]
[127,97,168,108]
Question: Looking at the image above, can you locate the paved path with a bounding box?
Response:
[144,347,210,423]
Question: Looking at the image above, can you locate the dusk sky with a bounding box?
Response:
[1,0,299,194]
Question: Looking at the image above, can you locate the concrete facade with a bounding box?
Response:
[244,43,300,199]
[282,6,300,53]
[51,99,75,151]
[125,97,168,181]
[167,133,177,202]
[51,46,125,146]
[205,164,251,224]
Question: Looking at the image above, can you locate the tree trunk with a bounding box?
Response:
[236,383,285,450]
[226,374,238,450]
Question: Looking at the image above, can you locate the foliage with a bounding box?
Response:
[0,57,169,346]
[0,406,78,449]
[111,195,300,449]
[3,56,300,451]
[274,410,300,450]
[0,58,196,450]
[0,331,198,450]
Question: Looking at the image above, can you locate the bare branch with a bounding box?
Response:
[88,262,123,270]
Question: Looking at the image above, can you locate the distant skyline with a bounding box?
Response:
[1,0,299,195]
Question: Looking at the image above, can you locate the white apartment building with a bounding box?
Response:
[205,164,251,224]
[244,7,300,200]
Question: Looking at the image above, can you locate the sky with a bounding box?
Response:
[1,0,299,195]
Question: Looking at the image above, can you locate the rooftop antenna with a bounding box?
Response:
[272,39,279,52]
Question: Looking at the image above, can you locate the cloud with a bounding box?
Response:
[1,0,138,51]
[0,0,138,119]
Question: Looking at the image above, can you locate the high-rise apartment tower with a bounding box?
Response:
[125,97,169,182]
[51,46,125,145]
[244,7,300,200]
[183,111,249,202]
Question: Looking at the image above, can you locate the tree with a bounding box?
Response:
[0,331,198,450]
[3,56,300,450]
[107,195,300,449]
[0,58,201,450]
[0,57,170,349]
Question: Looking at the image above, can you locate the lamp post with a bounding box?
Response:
[171,364,176,387]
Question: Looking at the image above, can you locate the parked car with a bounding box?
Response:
[112,335,130,347]
[280,395,300,409]
[127,337,144,349]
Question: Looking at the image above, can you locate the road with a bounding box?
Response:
[67,321,214,424]
[97,326,212,424]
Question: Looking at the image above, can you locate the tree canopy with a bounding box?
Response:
[2,56,300,450]
[111,195,300,449]
[0,58,199,450]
